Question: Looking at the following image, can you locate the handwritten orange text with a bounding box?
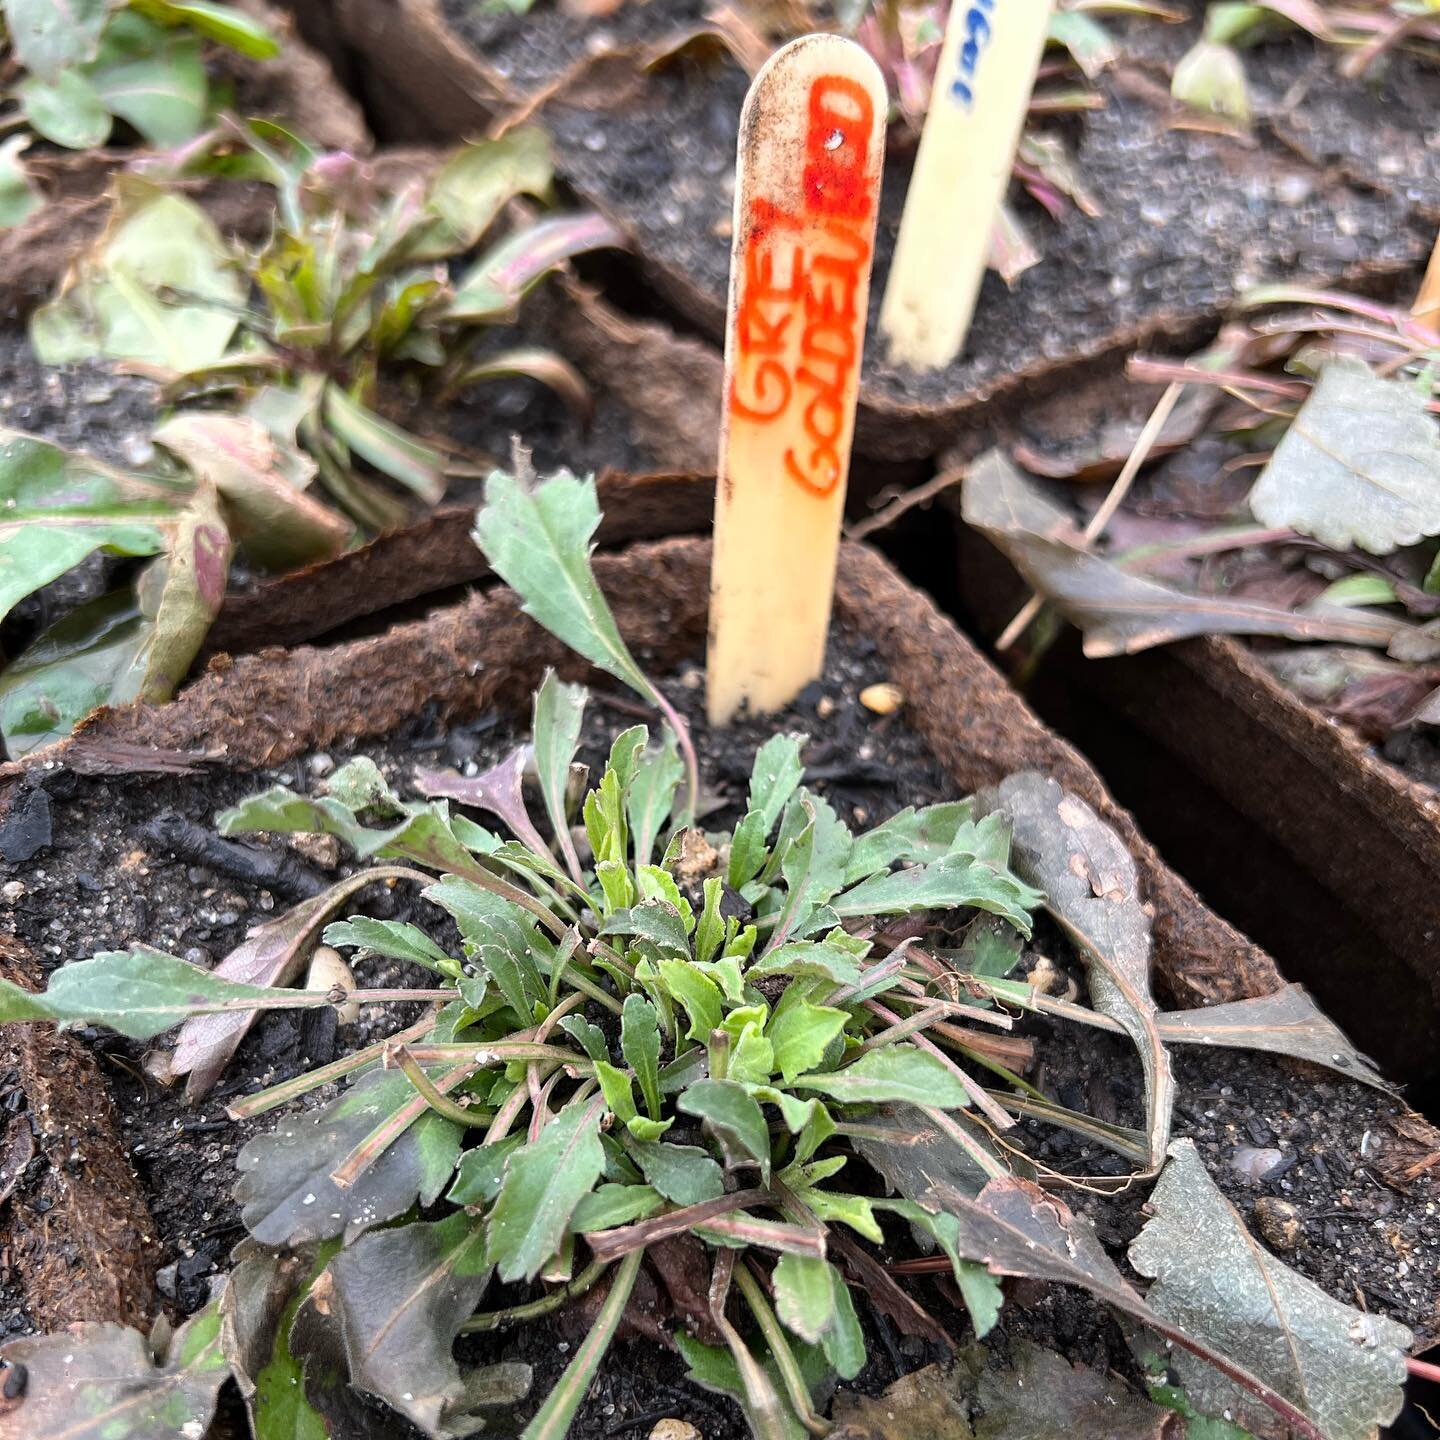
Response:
[730,74,879,497]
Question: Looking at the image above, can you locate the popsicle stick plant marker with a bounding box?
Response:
[879,0,1053,370]
[707,34,887,725]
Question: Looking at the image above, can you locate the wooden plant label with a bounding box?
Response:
[707,34,886,726]
[879,0,1053,370]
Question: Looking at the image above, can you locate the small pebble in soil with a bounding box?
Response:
[1253,1196,1305,1252]
[649,1423,702,1440]
[859,682,904,715]
[1230,1146,1287,1183]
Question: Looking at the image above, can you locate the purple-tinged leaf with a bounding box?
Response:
[416,745,551,861]
[325,1211,529,1438]
[447,213,627,323]
[445,346,592,421]
[154,412,350,571]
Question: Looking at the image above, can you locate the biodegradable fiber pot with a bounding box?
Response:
[309,0,1434,460]
[67,529,1287,1014]
[949,507,1440,1102]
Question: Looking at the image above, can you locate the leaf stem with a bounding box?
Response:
[390,1044,493,1127]
[462,1257,610,1333]
[732,1262,830,1437]
[226,1013,437,1118]
[520,1248,644,1440]
[650,685,700,828]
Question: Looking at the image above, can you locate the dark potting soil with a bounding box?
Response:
[3,629,1436,1433]
[441,0,1429,450]
[0,332,162,663]
[397,290,667,492]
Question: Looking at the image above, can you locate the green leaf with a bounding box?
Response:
[0,590,145,758]
[571,1182,664,1232]
[629,1138,725,1205]
[236,1070,462,1246]
[326,1211,529,1437]
[322,383,445,503]
[323,916,454,973]
[487,1098,605,1282]
[882,1199,1004,1337]
[3,0,110,79]
[621,993,663,1119]
[678,1078,770,1181]
[414,128,553,259]
[0,430,176,625]
[658,958,723,1045]
[473,467,660,705]
[766,991,848,1085]
[595,1059,638,1124]
[832,851,1039,934]
[728,809,770,889]
[446,1134,523,1206]
[88,16,207,147]
[18,67,111,148]
[772,793,853,939]
[557,1013,609,1064]
[1248,357,1440,555]
[532,669,586,880]
[748,938,865,988]
[695,877,725,966]
[821,1273,866,1380]
[606,898,690,956]
[130,0,281,57]
[748,732,806,835]
[792,1047,974,1109]
[1171,37,1251,125]
[772,1253,836,1344]
[0,137,40,230]
[0,945,289,1037]
[30,180,244,371]
[728,1023,775,1086]
[797,1188,882,1243]
[846,801,974,883]
[629,729,683,865]
[0,1302,229,1440]
[447,212,623,322]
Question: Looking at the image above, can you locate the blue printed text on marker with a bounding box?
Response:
[949,0,996,107]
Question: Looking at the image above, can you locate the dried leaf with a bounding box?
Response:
[1129,1139,1411,1440]
[963,448,1412,657]
[927,1176,1326,1438]
[326,1212,529,1438]
[1155,983,1389,1089]
[832,1341,1180,1440]
[1248,359,1440,554]
[0,1304,229,1440]
[172,868,408,1100]
[981,773,1173,1170]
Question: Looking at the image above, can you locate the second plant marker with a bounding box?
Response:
[880,0,1053,370]
[707,34,886,726]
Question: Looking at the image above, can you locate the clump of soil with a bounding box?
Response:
[2,627,1435,1435]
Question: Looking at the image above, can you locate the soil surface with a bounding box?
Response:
[441,0,1431,451]
[4,627,1436,1434]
